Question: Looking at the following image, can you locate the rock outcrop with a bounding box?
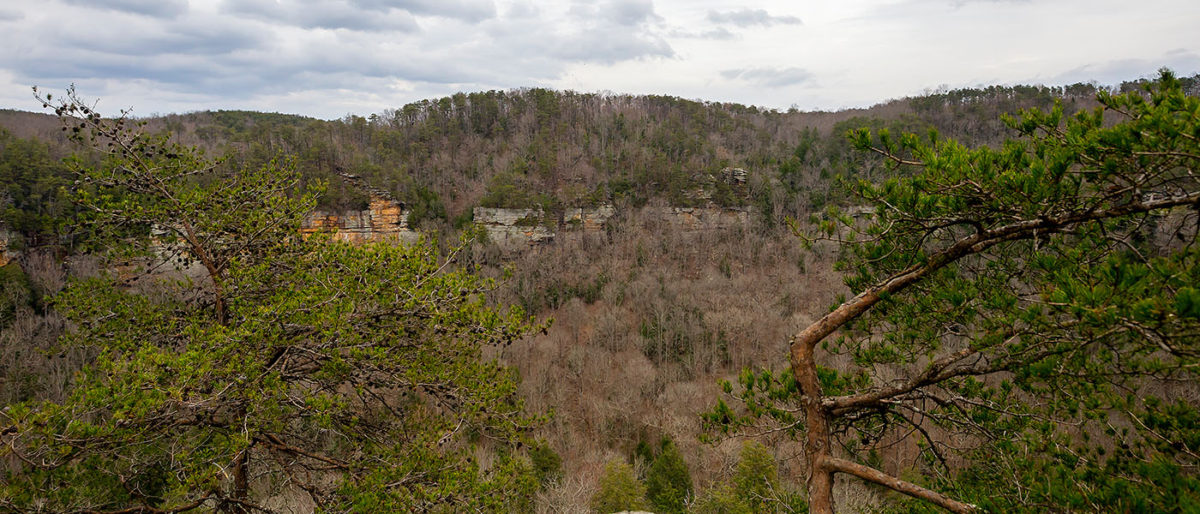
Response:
[653,206,750,231]
[302,196,419,244]
[473,204,622,249]
[301,162,753,251]
[721,166,748,185]
[472,207,557,248]
[564,204,616,231]
[474,203,751,249]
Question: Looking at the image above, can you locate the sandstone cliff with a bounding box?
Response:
[474,203,752,250]
[300,180,757,251]
[301,195,419,244]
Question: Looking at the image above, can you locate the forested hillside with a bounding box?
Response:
[0,76,1137,248]
[2,72,1199,512]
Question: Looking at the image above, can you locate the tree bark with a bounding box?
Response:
[790,339,834,513]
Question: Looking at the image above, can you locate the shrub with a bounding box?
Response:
[591,460,647,513]
[734,441,779,511]
[530,441,563,486]
[646,438,693,513]
[690,484,751,514]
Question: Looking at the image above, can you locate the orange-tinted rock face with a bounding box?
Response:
[369,198,406,235]
[301,196,418,244]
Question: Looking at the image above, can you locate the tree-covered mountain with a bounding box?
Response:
[6,75,1176,249]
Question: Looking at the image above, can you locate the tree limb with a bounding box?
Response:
[823,456,975,513]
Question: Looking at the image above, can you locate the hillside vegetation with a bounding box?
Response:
[2,72,1199,512]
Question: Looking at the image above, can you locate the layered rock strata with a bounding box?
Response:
[301,196,419,244]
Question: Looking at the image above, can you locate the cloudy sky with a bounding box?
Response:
[0,0,1197,119]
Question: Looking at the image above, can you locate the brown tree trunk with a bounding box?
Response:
[227,446,251,513]
[788,287,971,512]
[791,340,835,513]
[180,220,227,325]
[792,336,975,513]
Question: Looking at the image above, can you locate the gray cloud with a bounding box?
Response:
[13,0,1187,122]
[18,40,478,101]
[220,0,421,32]
[221,0,495,28]
[1042,51,1200,87]
[950,0,1032,6]
[722,67,811,87]
[0,0,666,117]
[498,0,673,65]
[549,33,673,65]
[62,0,188,18]
[669,27,737,40]
[54,22,267,57]
[606,0,661,26]
[707,8,800,27]
[2,0,675,111]
[505,2,539,19]
[21,55,221,88]
[361,0,497,22]
[5,10,267,95]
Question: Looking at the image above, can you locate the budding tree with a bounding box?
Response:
[1,88,542,512]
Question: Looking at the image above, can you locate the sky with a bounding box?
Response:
[0,0,1197,120]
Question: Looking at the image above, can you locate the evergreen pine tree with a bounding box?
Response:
[734,441,779,511]
[645,438,693,513]
[591,459,647,513]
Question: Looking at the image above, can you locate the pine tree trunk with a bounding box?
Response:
[792,337,836,514]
